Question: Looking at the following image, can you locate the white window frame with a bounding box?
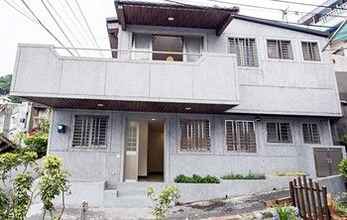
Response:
[178,118,212,153]
[224,120,257,154]
[300,40,321,62]
[70,113,111,151]
[301,122,321,144]
[265,121,294,144]
[228,37,259,67]
[266,38,294,60]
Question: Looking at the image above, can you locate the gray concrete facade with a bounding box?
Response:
[49,108,345,186]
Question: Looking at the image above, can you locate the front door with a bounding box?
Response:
[124,121,139,182]
[314,147,343,177]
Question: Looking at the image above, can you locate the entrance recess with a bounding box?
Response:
[124,119,164,182]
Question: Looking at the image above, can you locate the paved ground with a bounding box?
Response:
[27,189,289,220]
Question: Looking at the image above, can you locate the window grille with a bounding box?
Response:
[303,123,321,144]
[302,41,321,61]
[180,119,210,152]
[266,122,292,143]
[225,120,256,153]
[229,37,258,66]
[267,39,293,59]
[72,115,108,148]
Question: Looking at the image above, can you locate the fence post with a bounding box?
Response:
[309,178,318,220]
[289,181,295,207]
[322,186,330,220]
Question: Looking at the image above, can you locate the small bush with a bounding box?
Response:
[147,185,180,219]
[221,171,265,180]
[174,174,220,184]
[23,132,48,158]
[274,205,298,220]
[338,159,347,178]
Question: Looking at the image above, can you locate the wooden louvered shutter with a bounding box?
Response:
[72,115,91,147]
[225,120,256,153]
[91,116,108,147]
[72,115,109,148]
[180,119,210,152]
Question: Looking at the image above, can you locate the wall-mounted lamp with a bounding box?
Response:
[57,124,66,133]
[255,117,262,122]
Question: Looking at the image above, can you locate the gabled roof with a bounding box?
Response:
[233,15,330,37]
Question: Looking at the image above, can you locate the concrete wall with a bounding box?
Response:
[49,109,344,185]
[11,18,341,117]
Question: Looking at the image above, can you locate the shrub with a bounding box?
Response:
[338,159,347,178]
[221,171,266,180]
[0,150,69,220]
[23,132,48,158]
[174,174,220,184]
[147,185,180,219]
[274,205,298,220]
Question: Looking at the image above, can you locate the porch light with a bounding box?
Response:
[151,118,157,121]
[57,124,66,134]
[97,103,104,107]
[185,107,192,111]
[168,16,174,21]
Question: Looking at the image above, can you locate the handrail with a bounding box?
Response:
[53,46,203,56]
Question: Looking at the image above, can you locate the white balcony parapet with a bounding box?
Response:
[11,44,239,106]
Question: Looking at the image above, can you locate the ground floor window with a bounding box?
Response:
[72,115,109,149]
[302,123,320,144]
[180,119,210,152]
[225,120,256,153]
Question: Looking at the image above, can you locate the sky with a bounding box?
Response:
[0,0,328,75]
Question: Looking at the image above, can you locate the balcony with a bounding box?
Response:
[10,44,239,113]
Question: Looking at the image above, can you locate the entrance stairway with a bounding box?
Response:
[103,182,165,208]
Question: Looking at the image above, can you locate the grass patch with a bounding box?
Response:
[273,171,306,177]
[174,174,220,184]
[221,172,265,180]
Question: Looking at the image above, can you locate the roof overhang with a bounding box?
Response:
[114,0,239,36]
[21,97,235,114]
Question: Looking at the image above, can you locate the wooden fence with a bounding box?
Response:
[289,176,330,220]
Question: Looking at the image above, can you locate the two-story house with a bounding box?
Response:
[10,0,346,206]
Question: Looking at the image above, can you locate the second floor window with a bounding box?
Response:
[229,37,258,67]
[302,123,320,144]
[267,39,293,60]
[180,119,210,152]
[302,41,320,61]
[225,120,256,153]
[72,115,109,149]
[266,122,292,143]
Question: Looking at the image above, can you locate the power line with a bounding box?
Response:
[63,0,95,47]
[74,0,101,50]
[268,0,347,11]
[19,0,74,56]
[40,0,80,56]
[45,0,83,46]
[2,0,37,23]
[205,0,347,19]
[163,0,335,29]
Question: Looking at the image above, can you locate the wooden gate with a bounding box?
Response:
[289,176,330,220]
[314,148,343,177]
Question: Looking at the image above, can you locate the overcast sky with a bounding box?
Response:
[0,0,326,75]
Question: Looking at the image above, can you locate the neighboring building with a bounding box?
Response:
[299,0,347,144]
[10,0,345,202]
[0,97,50,141]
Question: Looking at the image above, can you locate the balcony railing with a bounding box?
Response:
[11,44,239,107]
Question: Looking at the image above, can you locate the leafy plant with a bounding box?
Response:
[221,171,266,180]
[23,132,48,158]
[174,174,220,184]
[338,159,347,177]
[274,205,297,220]
[147,185,180,219]
[0,149,69,220]
[39,155,70,219]
[335,201,347,216]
